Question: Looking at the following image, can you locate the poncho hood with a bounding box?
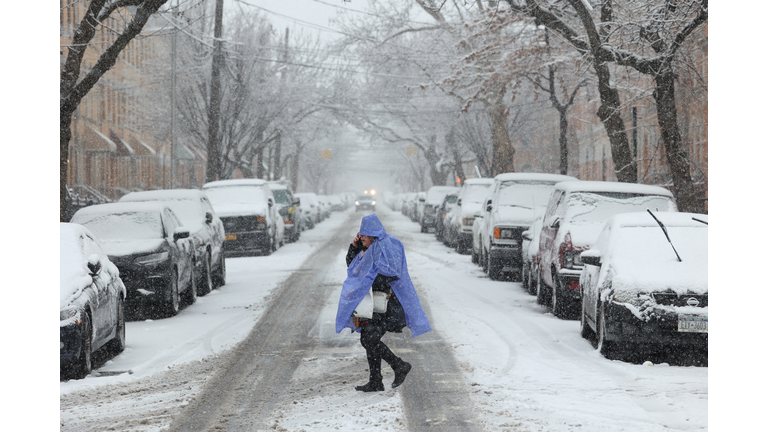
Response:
[336,214,431,337]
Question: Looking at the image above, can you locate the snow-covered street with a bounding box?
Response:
[59,205,707,431]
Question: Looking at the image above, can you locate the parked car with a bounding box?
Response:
[537,181,678,319]
[295,192,322,227]
[355,194,376,212]
[327,194,345,211]
[60,223,127,380]
[203,179,283,256]
[435,191,459,242]
[521,215,544,295]
[579,212,708,360]
[268,182,302,243]
[479,173,578,281]
[119,189,226,295]
[420,186,459,233]
[473,192,493,268]
[317,195,332,220]
[70,202,197,318]
[451,178,494,253]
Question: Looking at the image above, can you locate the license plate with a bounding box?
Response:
[678,315,707,333]
[225,234,237,241]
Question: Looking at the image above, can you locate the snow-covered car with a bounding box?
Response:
[435,191,459,243]
[420,186,459,233]
[480,173,578,281]
[203,179,283,256]
[295,192,322,227]
[269,182,302,243]
[521,214,544,295]
[60,223,127,380]
[452,178,494,254]
[579,212,708,359]
[317,195,332,219]
[537,181,678,319]
[70,202,197,318]
[327,194,345,211]
[355,194,376,212]
[119,189,226,295]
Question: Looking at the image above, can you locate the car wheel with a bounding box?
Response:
[72,312,92,379]
[263,235,273,256]
[528,264,538,296]
[456,239,467,254]
[164,269,180,318]
[471,248,478,264]
[552,275,569,318]
[580,297,596,344]
[213,253,226,288]
[185,265,197,306]
[521,264,529,291]
[536,270,548,306]
[488,256,502,281]
[597,301,618,359]
[198,252,213,296]
[106,296,126,355]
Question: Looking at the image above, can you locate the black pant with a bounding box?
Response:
[360,322,402,382]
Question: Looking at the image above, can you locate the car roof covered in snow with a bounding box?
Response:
[203,179,268,189]
[494,173,578,183]
[119,189,207,202]
[462,178,494,185]
[554,180,674,197]
[72,201,168,217]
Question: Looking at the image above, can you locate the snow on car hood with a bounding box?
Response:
[559,222,604,249]
[98,238,166,258]
[493,205,544,226]
[209,202,268,218]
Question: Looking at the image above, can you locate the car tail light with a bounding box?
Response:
[568,281,580,291]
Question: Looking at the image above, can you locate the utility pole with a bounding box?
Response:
[206,0,224,182]
[170,0,178,188]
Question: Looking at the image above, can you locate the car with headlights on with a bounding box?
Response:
[60,223,127,380]
[480,173,578,281]
[119,189,226,295]
[203,179,283,256]
[70,202,197,318]
[537,181,678,319]
[355,194,376,212]
[579,212,708,360]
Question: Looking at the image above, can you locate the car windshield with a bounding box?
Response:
[613,225,707,263]
[465,184,491,203]
[497,182,557,209]
[271,189,292,205]
[445,195,458,204]
[162,201,204,228]
[566,192,676,224]
[205,186,267,207]
[72,211,164,239]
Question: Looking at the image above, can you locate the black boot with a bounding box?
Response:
[355,380,384,392]
[392,360,411,388]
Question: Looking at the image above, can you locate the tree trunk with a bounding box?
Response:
[489,100,515,175]
[593,62,637,183]
[446,127,465,182]
[654,72,702,213]
[425,137,447,186]
[558,108,569,175]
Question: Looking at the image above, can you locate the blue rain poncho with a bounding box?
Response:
[335,214,432,337]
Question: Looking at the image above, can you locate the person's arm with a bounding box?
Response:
[346,243,362,267]
[372,274,397,293]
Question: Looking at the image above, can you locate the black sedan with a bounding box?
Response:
[119,189,227,295]
[60,223,127,380]
[71,202,197,318]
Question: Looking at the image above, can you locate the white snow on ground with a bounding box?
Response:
[55,205,713,431]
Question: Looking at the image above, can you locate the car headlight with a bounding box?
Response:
[612,290,649,307]
[60,306,80,322]
[355,201,360,205]
[462,217,474,226]
[134,251,169,265]
[563,250,582,269]
[371,201,376,205]
[493,227,516,240]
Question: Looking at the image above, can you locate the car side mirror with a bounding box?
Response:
[486,204,493,212]
[87,254,102,276]
[522,230,532,242]
[268,198,274,207]
[457,198,462,207]
[294,197,301,206]
[550,218,560,229]
[581,250,601,266]
[205,212,213,224]
[173,227,190,241]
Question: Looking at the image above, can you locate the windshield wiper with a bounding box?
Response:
[647,209,682,262]
[692,217,708,225]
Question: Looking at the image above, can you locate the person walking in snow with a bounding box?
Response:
[336,213,431,392]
